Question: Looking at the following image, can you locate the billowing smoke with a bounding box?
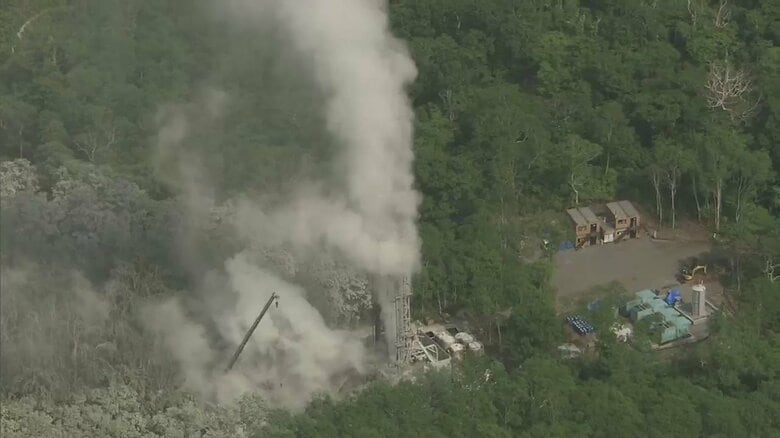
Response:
[142,254,367,408]
[146,0,421,408]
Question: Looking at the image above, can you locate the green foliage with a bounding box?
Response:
[1,0,779,436]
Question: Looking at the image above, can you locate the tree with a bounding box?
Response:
[73,107,117,163]
[706,62,759,121]
[693,125,745,232]
[559,134,603,206]
[731,149,771,223]
[654,140,694,229]
[650,160,664,227]
[1,1,780,435]
[0,158,38,198]
[0,98,36,159]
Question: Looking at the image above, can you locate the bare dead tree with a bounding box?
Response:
[74,124,116,163]
[687,0,702,26]
[11,13,43,54]
[438,89,455,121]
[765,257,780,283]
[665,165,681,229]
[691,173,702,222]
[569,172,580,206]
[706,62,759,121]
[10,6,68,55]
[714,0,731,29]
[651,167,663,226]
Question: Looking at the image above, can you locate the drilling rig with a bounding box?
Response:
[394,276,415,364]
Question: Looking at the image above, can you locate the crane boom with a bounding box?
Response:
[225,292,279,372]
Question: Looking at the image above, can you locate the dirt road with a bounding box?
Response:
[553,237,711,299]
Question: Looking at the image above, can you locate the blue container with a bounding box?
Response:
[665,289,682,306]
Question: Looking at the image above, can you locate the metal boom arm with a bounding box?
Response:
[225,292,279,372]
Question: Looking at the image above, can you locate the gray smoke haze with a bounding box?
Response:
[225,0,421,276]
[146,0,421,408]
[0,263,113,396]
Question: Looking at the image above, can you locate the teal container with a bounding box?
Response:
[659,322,678,344]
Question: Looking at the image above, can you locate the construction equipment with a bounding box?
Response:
[680,264,707,282]
[225,292,279,372]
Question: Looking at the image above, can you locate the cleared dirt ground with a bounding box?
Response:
[553,236,711,302]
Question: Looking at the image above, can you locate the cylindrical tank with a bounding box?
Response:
[455,332,475,344]
[435,331,456,348]
[692,284,707,317]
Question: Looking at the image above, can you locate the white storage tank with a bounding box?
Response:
[435,331,456,348]
[692,283,707,317]
[455,332,474,344]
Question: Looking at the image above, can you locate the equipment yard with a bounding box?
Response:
[553,234,715,306]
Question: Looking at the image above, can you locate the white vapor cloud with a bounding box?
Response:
[148,0,421,408]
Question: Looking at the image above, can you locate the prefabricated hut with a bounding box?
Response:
[567,206,601,248]
[606,200,641,240]
[606,201,628,232]
[618,200,640,237]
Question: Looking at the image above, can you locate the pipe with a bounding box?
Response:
[225,292,279,372]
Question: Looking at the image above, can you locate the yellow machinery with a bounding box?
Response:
[681,264,706,282]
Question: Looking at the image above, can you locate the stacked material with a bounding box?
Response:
[566,315,595,335]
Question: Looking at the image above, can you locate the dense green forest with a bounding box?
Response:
[1,0,779,436]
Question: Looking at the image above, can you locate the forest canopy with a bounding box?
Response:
[1,0,779,437]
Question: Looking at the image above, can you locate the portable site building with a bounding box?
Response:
[606,201,629,233]
[579,207,600,228]
[567,206,601,248]
[567,208,588,246]
[567,201,640,247]
[606,200,641,240]
[618,200,640,238]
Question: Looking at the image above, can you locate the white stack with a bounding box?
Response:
[692,284,707,317]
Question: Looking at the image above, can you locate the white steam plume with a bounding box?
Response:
[142,253,367,409]
[269,0,421,276]
[148,0,421,407]
[229,0,421,350]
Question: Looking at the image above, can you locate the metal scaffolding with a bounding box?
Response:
[394,276,414,364]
